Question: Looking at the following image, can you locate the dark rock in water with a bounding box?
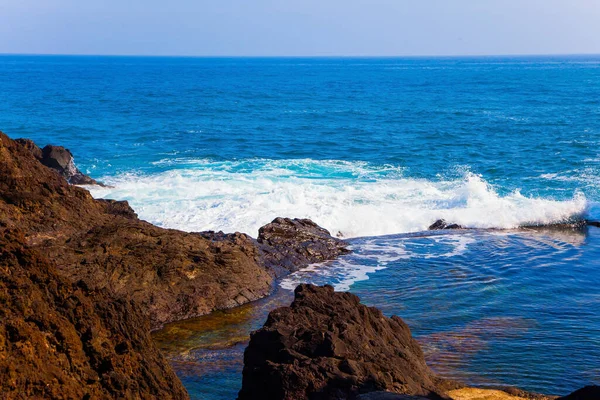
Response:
[522,220,587,231]
[257,217,351,274]
[41,144,101,185]
[15,138,102,186]
[558,386,600,400]
[428,219,463,230]
[586,220,600,228]
[0,228,188,399]
[238,284,458,400]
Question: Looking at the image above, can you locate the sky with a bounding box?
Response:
[0,0,599,56]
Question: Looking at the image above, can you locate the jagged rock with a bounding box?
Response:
[357,394,430,400]
[1,132,348,330]
[15,138,101,186]
[258,217,351,275]
[41,144,101,185]
[238,284,459,400]
[428,220,463,230]
[558,386,600,400]
[0,228,188,399]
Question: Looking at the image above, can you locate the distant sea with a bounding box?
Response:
[1,55,599,397]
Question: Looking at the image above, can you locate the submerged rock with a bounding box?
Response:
[0,228,188,399]
[558,386,600,400]
[258,217,351,275]
[428,220,463,230]
[238,284,458,400]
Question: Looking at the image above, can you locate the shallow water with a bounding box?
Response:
[155,227,600,399]
[2,55,600,397]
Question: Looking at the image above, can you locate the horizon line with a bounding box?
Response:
[1,52,600,59]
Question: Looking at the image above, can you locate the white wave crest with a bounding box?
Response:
[89,159,588,238]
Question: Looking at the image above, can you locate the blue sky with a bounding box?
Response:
[0,0,599,56]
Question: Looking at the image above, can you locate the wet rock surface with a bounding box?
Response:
[238,284,459,400]
[257,217,351,275]
[0,228,188,399]
[428,220,464,230]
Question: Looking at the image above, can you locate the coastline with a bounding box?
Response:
[1,131,598,399]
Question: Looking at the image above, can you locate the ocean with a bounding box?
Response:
[1,55,599,397]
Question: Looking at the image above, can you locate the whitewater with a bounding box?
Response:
[88,159,589,238]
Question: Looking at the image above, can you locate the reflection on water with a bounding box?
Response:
[154,227,600,399]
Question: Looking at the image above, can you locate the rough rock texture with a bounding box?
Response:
[238,284,458,400]
[0,228,188,399]
[1,131,348,330]
[558,386,600,400]
[15,139,101,185]
[258,217,351,275]
[428,220,463,230]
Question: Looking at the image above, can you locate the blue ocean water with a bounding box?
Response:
[1,55,599,396]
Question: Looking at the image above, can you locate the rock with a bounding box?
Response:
[14,138,43,159]
[0,131,348,330]
[257,217,351,275]
[558,386,600,399]
[15,138,101,186]
[238,284,459,400]
[428,220,463,230]
[40,144,102,185]
[0,228,188,399]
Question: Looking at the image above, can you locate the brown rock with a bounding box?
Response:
[238,284,459,400]
[258,217,351,275]
[0,131,348,330]
[0,228,188,399]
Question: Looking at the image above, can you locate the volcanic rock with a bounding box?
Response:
[238,284,458,400]
[558,386,600,400]
[0,228,188,399]
[1,131,348,330]
[15,138,101,185]
[428,220,463,230]
[258,217,351,275]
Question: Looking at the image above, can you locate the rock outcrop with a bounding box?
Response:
[1,131,349,330]
[428,220,463,230]
[238,284,458,400]
[0,228,188,399]
[15,139,101,185]
[257,217,351,276]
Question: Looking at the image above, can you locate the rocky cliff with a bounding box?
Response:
[0,228,188,399]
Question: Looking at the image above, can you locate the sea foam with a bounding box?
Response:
[89,159,588,238]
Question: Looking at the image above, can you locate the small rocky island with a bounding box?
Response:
[0,131,597,399]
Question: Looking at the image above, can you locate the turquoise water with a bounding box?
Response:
[1,55,599,396]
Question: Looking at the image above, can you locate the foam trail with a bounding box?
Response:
[89,159,588,238]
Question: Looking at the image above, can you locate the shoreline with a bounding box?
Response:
[1,131,598,399]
